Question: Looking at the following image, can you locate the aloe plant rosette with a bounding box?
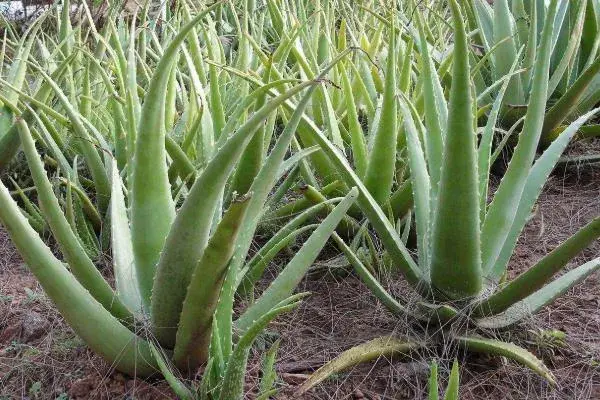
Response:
[0,4,359,398]
[294,0,600,393]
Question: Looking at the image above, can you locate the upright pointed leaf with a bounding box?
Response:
[430,0,482,299]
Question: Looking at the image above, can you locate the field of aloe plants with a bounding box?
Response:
[0,0,599,398]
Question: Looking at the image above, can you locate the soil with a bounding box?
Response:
[1,143,600,399]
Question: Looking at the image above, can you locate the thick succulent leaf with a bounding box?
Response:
[429,361,439,400]
[399,100,431,271]
[0,53,75,173]
[444,360,460,400]
[149,344,194,400]
[481,0,559,275]
[172,195,251,371]
[0,165,156,377]
[475,216,600,316]
[215,53,351,358]
[478,55,521,219]
[32,67,111,213]
[219,53,425,292]
[340,61,368,179]
[415,12,445,195]
[295,336,423,396]
[219,295,304,400]
[471,0,494,51]
[109,160,143,315]
[476,257,600,329]
[152,80,316,348]
[488,107,600,281]
[542,57,600,143]
[131,2,222,307]
[456,336,554,383]
[236,188,359,332]
[430,0,482,299]
[259,339,280,397]
[363,20,397,205]
[493,0,525,104]
[546,0,587,98]
[17,120,132,321]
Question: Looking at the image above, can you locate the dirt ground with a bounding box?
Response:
[1,143,599,399]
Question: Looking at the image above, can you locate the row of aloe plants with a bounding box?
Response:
[0,0,598,397]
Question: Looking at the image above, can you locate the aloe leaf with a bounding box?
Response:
[149,344,194,400]
[477,257,600,329]
[215,51,425,292]
[430,0,482,299]
[478,54,522,219]
[152,80,315,348]
[236,188,358,332]
[259,339,280,397]
[295,336,423,396]
[493,0,525,105]
[17,119,132,321]
[0,53,75,173]
[172,195,252,370]
[455,336,555,383]
[242,224,319,296]
[32,66,111,216]
[444,360,460,400]
[475,216,600,316]
[130,1,224,308]
[546,0,587,98]
[0,171,156,377]
[340,61,368,179]
[219,295,304,400]
[541,57,600,144]
[471,0,494,51]
[488,107,600,281]
[429,361,439,400]
[109,159,143,315]
[215,53,352,356]
[481,0,559,275]
[415,12,445,195]
[399,100,431,271]
[363,19,398,206]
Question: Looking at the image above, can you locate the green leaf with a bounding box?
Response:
[430,0,482,299]
[488,107,600,281]
[476,257,600,329]
[0,161,156,377]
[443,360,460,400]
[150,343,194,400]
[131,2,223,308]
[152,80,315,348]
[17,120,132,322]
[481,0,560,275]
[429,361,439,400]
[219,295,304,400]
[363,19,398,205]
[236,188,359,332]
[172,195,252,371]
[474,216,600,316]
[109,159,143,315]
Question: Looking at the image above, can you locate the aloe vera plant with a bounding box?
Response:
[293,0,600,390]
[0,4,360,398]
[466,0,600,145]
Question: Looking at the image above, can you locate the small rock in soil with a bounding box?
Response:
[22,311,49,342]
[0,322,22,343]
[69,377,95,398]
